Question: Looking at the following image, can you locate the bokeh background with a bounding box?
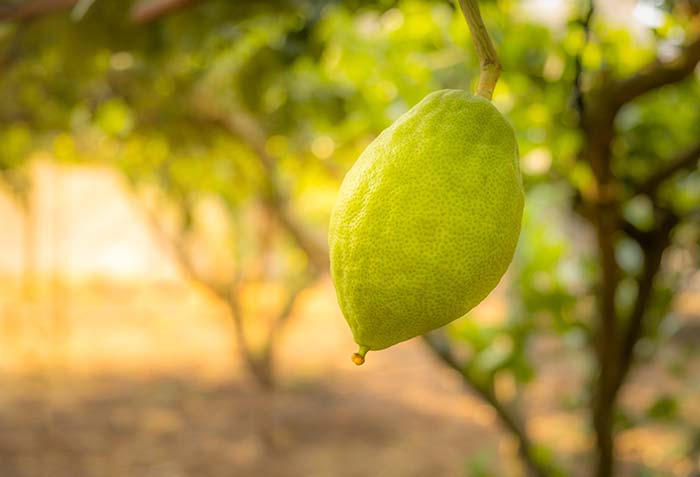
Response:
[0,0,699,476]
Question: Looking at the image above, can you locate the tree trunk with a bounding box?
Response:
[593,394,616,477]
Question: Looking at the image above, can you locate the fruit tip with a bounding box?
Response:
[351,345,369,366]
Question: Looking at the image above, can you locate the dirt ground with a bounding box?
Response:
[0,275,698,477]
[0,277,512,477]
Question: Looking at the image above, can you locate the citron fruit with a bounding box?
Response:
[329,89,523,365]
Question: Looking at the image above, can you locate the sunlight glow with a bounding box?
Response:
[633,2,665,28]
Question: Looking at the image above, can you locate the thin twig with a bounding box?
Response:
[138,193,228,299]
[457,0,501,100]
[196,108,330,271]
[636,143,700,197]
[572,0,595,119]
[258,269,318,379]
[423,332,555,477]
[613,211,678,397]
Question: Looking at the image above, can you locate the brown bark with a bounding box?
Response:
[0,0,199,22]
[129,0,198,24]
[578,19,700,475]
[636,143,700,197]
[0,0,77,21]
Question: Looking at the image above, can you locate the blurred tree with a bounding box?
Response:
[424,1,700,477]
[0,0,699,476]
[0,123,35,297]
[0,0,337,390]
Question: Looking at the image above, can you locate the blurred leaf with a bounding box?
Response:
[95,99,134,137]
[646,395,679,421]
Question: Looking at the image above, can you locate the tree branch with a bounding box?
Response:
[128,187,282,387]
[572,0,595,119]
[0,0,199,23]
[457,0,501,100]
[258,269,317,377]
[606,34,700,112]
[423,332,555,477]
[197,108,330,271]
[135,191,229,300]
[585,122,622,477]
[579,27,700,187]
[688,429,700,477]
[613,211,678,396]
[273,272,316,331]
[620,218,647,244]
[0,0,76,21]
[129,0,198,24]
[635,142,700,197]
[591,207,677,477]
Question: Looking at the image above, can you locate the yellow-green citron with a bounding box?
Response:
[329,89,523,365]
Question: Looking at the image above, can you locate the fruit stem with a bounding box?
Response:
[457,0,501,100]
[352,345,369,366]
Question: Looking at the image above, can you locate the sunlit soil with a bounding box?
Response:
[0,276,512,477]
[0,275,698,477]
